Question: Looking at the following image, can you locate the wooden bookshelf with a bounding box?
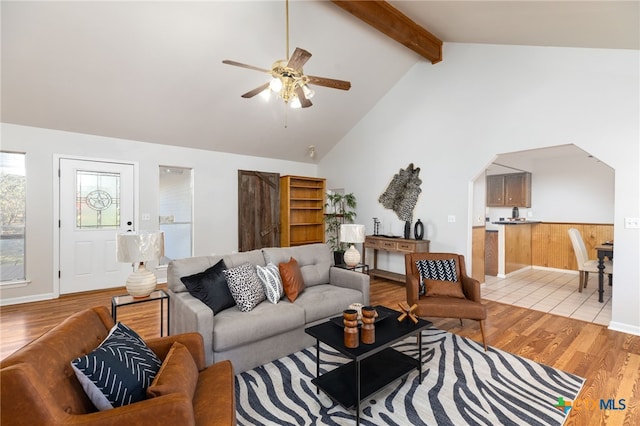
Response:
[280,176,326,247]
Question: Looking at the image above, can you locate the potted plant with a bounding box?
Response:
[324,192,357,265]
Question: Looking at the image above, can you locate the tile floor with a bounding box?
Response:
[481,268,612,325]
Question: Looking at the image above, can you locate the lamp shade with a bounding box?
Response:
[116,231,164,263]
[340,224,366,244]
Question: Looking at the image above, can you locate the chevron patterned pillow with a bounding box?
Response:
[71,322,162,410]
[256,262,284,304]
[415,259,459,295]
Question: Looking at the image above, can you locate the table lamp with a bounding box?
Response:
[116,231,164,298]
[340,224,366,267]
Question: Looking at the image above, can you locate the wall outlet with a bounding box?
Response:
[527,211,533,218]
[142,213,151,221]
[448,215,456,223]
[624,217,640,229]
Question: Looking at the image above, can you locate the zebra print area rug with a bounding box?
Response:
[235,328,584,425]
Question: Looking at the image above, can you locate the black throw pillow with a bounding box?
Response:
[180,259,235,314]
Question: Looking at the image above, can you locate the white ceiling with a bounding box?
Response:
[2,1,638,163]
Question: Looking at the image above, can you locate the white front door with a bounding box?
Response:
[59,158,136,294]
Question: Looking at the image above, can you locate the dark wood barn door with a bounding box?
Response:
[237,170,280,251]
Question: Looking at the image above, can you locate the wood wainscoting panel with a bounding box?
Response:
[531,223,614,270]
[471,226,485,282]
[505,224,532,274]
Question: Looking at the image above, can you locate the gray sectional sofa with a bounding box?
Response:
[167,243,370,373]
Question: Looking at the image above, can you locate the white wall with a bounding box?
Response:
[319,43,639,334]
[0,124,317,304]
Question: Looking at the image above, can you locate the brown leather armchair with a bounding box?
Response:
[405,252,487,350]
[1,306,236,426]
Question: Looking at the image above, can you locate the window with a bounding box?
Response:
[0,152,26,282]
[159,166,193,264]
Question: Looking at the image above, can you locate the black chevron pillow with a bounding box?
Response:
[415,259,458,295]
[71,322,162,410]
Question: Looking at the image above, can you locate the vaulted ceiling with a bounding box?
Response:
[2,1,638,163]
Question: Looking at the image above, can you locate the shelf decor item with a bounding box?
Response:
[360,306,377,344]
[397,301,418,324]
[340,224,365,267]
[343,309,359,348]
[414,219,424,240]
[116,231,164,298]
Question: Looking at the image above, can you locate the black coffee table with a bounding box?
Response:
[304,305,432,425]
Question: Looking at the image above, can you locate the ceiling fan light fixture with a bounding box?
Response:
[269,77,283,92]
[302,85,315,99]
[290,96,302,109]
[259,88,271,101]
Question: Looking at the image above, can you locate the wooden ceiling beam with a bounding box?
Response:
[331,1,442,64]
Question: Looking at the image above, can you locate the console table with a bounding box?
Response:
[363,235,430,283]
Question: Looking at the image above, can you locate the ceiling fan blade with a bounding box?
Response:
[287,48,312,70]
[241,82,270,99]
[222,60,270,73]
[307,75,351,91]
[294,86,313,108]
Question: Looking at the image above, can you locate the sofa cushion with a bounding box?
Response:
[147,342,198,400]
[224,262,266,312]
[415,258,460,296]
[180,259,236,314]
[212,302,305,352]
[256,262,284,304]
[293,284,365,323]
[70,322,162,410]
[278,257,305,302]
[222,249,266,269]
[262,243,331,287]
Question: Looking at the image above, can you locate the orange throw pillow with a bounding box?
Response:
[147,342,199,400]
[278,257,305,302]
[424,279,466,299]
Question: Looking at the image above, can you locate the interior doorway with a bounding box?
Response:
[237,170,280,252]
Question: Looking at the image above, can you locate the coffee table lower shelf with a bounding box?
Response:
[311,347,418,409]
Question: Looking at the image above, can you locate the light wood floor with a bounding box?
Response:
[1,278,638,425]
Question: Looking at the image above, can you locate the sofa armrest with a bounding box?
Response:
[168,290,215,366]
[328,267,370,305]
[461,275,482,303]
[65,393,195,425]
[146,333,206,371]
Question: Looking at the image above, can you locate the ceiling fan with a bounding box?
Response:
[222,0,351,109]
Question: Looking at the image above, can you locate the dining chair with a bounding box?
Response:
[568,228,613,292]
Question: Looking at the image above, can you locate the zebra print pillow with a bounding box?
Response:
[415,259,461,297]
[256,263,284,304]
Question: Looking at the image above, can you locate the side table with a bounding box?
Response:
[335,263,369,274]
[111,289,170,337]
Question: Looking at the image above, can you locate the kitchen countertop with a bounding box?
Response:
[491,221,541,225]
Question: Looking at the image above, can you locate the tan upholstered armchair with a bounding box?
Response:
[405,252,487,350]
[1,306,236,426]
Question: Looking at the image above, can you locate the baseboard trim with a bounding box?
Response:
[608,321,640,336]
[0,292,56,306]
